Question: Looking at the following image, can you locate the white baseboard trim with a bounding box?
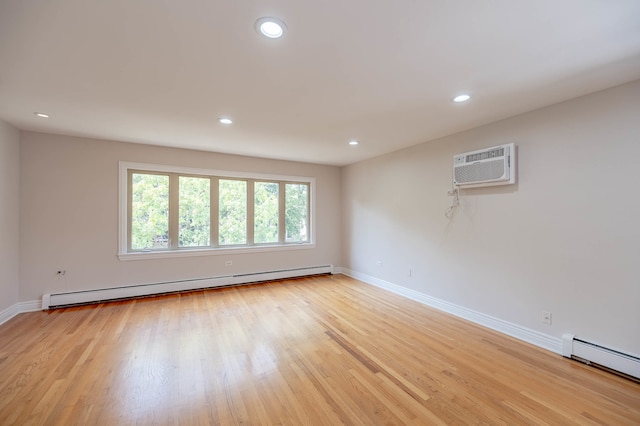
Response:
[340,268,563,355]
[43,265,334,309]
[0,300,42,327]
[0,304,18,326]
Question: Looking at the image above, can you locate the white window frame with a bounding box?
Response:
[118,161,315,261]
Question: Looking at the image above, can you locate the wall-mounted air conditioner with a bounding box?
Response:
[453,143,516,188]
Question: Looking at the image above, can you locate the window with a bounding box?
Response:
[130,173,169,250]
[219,179,247,246]
[119,162,314,259]
[254,181,279,244]
[179,176,210,247]
[285,183,308,242]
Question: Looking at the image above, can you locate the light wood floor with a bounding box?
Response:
[1,275,638,425]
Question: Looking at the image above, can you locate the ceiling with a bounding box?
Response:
[1,1,639,166]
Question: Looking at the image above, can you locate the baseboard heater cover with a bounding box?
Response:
[42,265,333,309]
[562,333,640,380]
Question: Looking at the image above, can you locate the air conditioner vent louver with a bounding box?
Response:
[466,147,504,162]
[453,143,516,188]
[455,159,506,183]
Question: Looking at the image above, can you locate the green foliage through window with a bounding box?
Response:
[131,173,169,250]
[219,179,247,245]
[179,176,210,247]
[286,183,308,242]
[128,169,310,252]
[254,182,279,244]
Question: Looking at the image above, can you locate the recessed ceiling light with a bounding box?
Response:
[349,140,359,146]
[218,117,233,125]
[34,112,50,118]
[453,94,471,103]
[256,17,287,39]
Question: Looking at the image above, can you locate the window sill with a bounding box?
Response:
[118,242,316,261]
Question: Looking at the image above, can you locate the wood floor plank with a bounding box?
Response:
[0,274,639,425]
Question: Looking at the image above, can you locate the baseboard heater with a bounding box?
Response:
[42,265,333,309]
[562,334,640,380]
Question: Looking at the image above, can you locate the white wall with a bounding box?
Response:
[0,119,20,313]
[341,80,640,356]
[19,133,341,301]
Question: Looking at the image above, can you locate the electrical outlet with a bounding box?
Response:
[376,260,383,267]
[224,260,232,266]
[56,270,66,276]
[542,311,552,324]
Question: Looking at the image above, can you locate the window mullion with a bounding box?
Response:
[168,173,180,249]
[247,179,255,245]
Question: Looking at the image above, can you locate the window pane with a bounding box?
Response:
[254,182,279,244]
[131,173,169,250]
[285,183,308,242]
[219,179,247,245]
[179,176,210,247]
